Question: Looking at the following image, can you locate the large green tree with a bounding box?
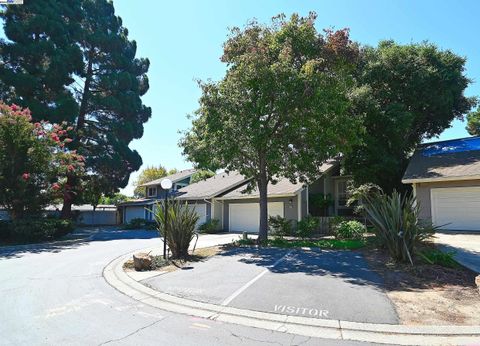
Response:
[0,0,151,217]
[466,108,480,136]
[344,41,476,192]
[180,13,362,241]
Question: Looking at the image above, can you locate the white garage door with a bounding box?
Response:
[229,202,284,233]
[124,206,145,223]
[431,187,480,231]
[188,204,207,228]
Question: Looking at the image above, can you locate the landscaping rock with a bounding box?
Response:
[476,275,480,295]
[133,252,152,271]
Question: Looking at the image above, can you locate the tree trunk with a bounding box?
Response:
[61,51,94,219]
[257,162,269,243]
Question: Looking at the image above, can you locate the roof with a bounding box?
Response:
[175,171,248,200]
[117,199,157,207]
[140,169,196,187]
[45,204,116,211]
[402,136,480,183]
[218,177,304,200]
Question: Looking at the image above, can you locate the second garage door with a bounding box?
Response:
[188,203,207,229]
[431,187,480,231]
[229,202,284,233]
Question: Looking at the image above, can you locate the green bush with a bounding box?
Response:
[333,220,366,240]
[296,215,319,239]
[124,217,146,229]
[418,248,459,268]
[154,200,199,259]
[268,215,292,238]
[0,218,74,243]
[362,189,436,264]
[198,219,220,233]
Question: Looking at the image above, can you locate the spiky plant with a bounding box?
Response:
[154,199,199,259]
[362,189,436,265]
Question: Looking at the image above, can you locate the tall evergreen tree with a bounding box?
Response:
[0,0,151,217]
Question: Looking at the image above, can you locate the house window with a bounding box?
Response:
[175,183,187,190]
[147,187,157,197]
[336,180,350,208]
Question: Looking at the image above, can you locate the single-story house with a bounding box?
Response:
[118,169,197,223]
[402,136,480,232]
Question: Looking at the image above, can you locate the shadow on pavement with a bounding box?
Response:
[219,247,386,289]
[0,227,159,259]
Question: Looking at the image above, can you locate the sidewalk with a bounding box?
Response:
[434,232,480,273]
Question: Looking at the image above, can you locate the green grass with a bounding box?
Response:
[417,248,459,268]
[235,237,366,250]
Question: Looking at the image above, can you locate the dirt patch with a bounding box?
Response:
[123,245,225,273]
[362,248,480,325]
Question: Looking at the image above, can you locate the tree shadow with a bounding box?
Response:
[218,247,388,290]
[0,226,159,259]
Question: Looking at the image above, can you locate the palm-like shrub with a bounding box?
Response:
[362,189,435,264]
[154,200,199,259]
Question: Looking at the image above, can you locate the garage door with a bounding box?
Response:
[431,187,480,231]
[229,202,284,233]
[188,204,207,228]
[124,206,145,223]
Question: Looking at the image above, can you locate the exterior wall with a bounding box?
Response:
[414,179,480,221]
[212,199,224,230]
[222,196,299,232]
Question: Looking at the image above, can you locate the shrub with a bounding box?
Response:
[154,200,199,259]
[124,218,146,229]
[296,215,319,239]
[333,220,366,240]
[418,248,459,268]
[0,218,74,243]
[198,219,220,233]
[268,216,292,238]
[362,189,436,264]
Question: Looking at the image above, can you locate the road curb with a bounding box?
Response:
[103,248,480,346]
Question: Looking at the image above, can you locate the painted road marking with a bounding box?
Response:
[220,251,294,306]
[274,305,329,318]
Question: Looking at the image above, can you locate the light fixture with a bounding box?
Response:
[160,178,173,190]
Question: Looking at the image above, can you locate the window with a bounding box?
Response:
[147,187,157,197]
[336,180,349,208]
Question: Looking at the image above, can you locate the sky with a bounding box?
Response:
[111,0,480,196]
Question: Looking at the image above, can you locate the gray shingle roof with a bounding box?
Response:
[175,171,248,200]
[218,177,303,200]
[402,136,480,182]
[140,169,196,187]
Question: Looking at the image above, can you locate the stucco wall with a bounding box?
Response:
[222,195,299,232]
[415,179,480,220]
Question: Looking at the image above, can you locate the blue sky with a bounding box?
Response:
[112,0,480,195]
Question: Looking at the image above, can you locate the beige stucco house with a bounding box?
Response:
[402,136,480,232]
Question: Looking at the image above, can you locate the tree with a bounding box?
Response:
[0,103,84,219]
[190,170,215,184]
[99,193,130,205]
[466,108,480,136]
[0,0,151,218]
[133,165,172,197]
[180,13,362,241]
[344,41,476,192]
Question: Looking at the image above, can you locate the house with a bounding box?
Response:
[118,169,197,223]
[174,160,354,232]
[402,136,480,232]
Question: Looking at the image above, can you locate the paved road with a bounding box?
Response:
[0,228,378,346]
[144,247,398,323]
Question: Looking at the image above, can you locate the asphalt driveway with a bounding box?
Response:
[143,247,399,324]
[434,232,480,273]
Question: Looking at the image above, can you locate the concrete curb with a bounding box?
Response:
[103,249,480,346]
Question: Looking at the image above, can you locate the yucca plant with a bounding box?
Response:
[362,189,436,265]
[154,199,199,259]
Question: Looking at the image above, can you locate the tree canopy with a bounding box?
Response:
[466,108,480,136]
[0,0,151,217]
[190,170,215,184]
[181,13,363,241]
[344,41,476,192]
